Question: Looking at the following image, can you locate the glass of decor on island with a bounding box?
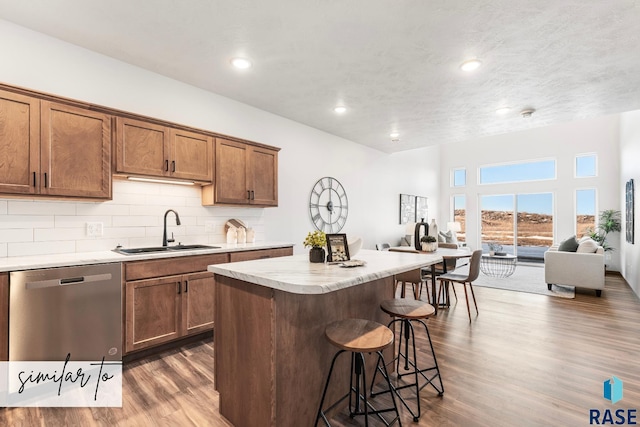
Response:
[420,235,438,252]
[304,231,327,263]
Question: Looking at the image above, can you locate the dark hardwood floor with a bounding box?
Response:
[2,273,638,426]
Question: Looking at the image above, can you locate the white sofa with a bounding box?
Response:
[544,244,605,296]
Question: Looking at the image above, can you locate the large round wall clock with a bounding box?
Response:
[309,177,348,232]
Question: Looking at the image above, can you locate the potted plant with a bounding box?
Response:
[588,209,622,251]
[304,230,327,263]
[420,235,438,252]
[487,242,505,256]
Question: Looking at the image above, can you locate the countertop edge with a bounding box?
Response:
[0,242,295,272]
[209,250,442,295]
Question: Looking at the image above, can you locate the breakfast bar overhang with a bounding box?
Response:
[209,249,441,426]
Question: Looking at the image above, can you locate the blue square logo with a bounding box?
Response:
[604,376,623,404]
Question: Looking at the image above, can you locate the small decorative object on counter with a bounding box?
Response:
[487,242,505,256]
[428,219,439,240]
[420,235,438,252]
[226,226,237,244]
[237,227,246,244]
[413,218,429,251]
[303,230,327,263]
[246,227,255,243]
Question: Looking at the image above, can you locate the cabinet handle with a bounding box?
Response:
[184,280,188,293]
[247,190,251,200]
[171,160,176,173]
[32,172,36,187]
[177,282,181,294]
[44,172,48,188]
[165,160,169,172]
[251,190,255,200]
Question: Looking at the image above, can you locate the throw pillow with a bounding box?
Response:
[437,233,446,243]
[439,230,455,244]
[577,238,599,253]
[558,235,579,252]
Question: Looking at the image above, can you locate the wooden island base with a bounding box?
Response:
[215,274,394,427]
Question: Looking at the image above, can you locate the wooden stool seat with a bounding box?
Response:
[380,299,435,320]
[325,319,394,353]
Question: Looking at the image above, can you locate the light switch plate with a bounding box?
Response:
[86,222,104,237]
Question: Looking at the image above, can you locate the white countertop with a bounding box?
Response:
[208,249,442,294]
[0,241,295,272]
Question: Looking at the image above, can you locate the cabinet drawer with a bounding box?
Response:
[229,247,293,263]
[125,253,228,281]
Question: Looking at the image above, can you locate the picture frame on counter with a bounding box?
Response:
[326,233,350,262]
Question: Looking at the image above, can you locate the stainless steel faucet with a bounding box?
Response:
[162,209,181,246]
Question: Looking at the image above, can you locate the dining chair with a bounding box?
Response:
[436,250,482,322]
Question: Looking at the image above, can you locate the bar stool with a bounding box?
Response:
[371,299,444,422]
[316,318,402,427]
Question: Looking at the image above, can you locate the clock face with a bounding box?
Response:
[309,177,348,232]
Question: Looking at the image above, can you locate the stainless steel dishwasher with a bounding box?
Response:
[9,263,122,362]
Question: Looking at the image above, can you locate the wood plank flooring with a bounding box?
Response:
[1,273,638,426]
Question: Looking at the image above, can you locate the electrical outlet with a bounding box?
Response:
[86,222,104,237]
[204,221,215,233]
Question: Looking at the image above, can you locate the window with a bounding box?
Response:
[452,195,466,242]
[479,159,556,184]
[452,168,466,187]
[576,189,596,237]
[576,154,597,177]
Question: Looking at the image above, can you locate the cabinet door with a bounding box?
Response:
[40,101,112,198]
[0,90,40,195]
[249,146,278,206]
[182,271,215,336]
[0,273,7,361]
[115,117,170,177]
[214,138,250,204]
[125,276,182,353]
[170,129,213,182]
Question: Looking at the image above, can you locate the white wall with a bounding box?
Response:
[439,116,621,270]
[619,110,640,297]
[0,19,439,257]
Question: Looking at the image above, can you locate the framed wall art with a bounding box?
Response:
[626,178,634,244]
[416,196,429,222]
[326,233,350,262]
[399,194,416,224]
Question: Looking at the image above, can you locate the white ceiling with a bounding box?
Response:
[1,0,639,153]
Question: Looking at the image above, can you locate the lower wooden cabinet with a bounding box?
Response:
[123,249,293,355]
[1,273,8,361]
[229,247,293,263]
[124,254,227,354]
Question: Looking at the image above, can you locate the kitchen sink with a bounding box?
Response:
[114,244,220,255]
[168,244,220,251]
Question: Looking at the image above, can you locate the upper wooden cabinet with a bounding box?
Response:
[115,117,212,182]
[202,138,278,206]
[0,89,111,199]
[0,90,40,195]
[41,101,112,198]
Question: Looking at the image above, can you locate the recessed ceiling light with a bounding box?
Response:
[460,59,482,72]
[390,132,400,139]
[334,106,347,114]
[231,57,252,69]
[495,107,511,115]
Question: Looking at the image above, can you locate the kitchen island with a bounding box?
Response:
[209,248,441,427]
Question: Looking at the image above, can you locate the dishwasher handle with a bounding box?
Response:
[25,273,114,289]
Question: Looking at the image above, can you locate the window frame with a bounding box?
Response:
[478,157,557,185]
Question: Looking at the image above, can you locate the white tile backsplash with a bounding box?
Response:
[0,180,266,257]
[8,200,77,215]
